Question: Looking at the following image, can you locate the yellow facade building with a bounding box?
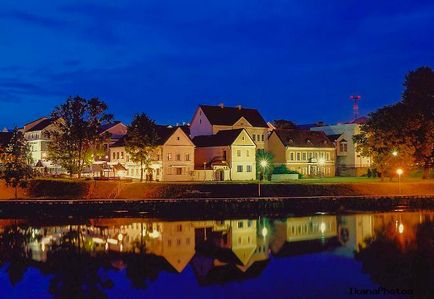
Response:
[268,129,336,177]
[193,128,256,181]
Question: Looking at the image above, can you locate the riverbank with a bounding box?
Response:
[1,178,433,200]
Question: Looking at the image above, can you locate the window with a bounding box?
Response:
[237,221,244,228]
[167,240,172,247]
[257,134,260,141]
[237,165,243,172]
[308,152,312,159]
[120,152,124,159]
[326,153,330,160]
[339,141,348,152]
[247,220,253,227]
[176,154,181,161]
[177,239,181,246]
[247,165,252,172]
[296,153,300,161]
[167,153,172,160]
[237,150,241,157]
[113,152,116,160]
[302,153,306,160]
[252,135,256,141]
[176,224,183,232]
[177,137,180,140]
[185,153,190,161]
[290,153,294,161]
[176,168,182,175]
[222,150,227,160]
[262,134,264,141]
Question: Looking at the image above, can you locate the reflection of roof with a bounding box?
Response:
[232,246,257,266]
[0,132,13,147]
[199,105,268,127]
[26,118,53,132]
[273,129,333,148]
[192,129,245,147]
[163,250,195,273]
[273,237,340,257]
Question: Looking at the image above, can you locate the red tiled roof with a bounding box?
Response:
[273,129,333,148]
[192,129,245,147]
[199,105,268,127]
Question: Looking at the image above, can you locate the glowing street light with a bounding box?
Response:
[258,160,268,197]
[392,151,398,157]
[396,168,403,194]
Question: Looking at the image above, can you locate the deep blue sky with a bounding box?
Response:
[1,0,434,128]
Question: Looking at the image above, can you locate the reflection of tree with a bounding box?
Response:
[355,221,434,298]
[42,227,114,299]
[0,226,33,285]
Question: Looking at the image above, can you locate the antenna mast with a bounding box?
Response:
[349,95,361,121]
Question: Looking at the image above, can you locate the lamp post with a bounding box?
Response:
[258,160,268,197]
[396,168,403,194]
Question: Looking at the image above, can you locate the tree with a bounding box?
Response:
[125,113,161,182]
[48,96,112,178]
[272,119,296,129]
[0,128,33,198]
[353,104,415,181]
[401,67,434,179]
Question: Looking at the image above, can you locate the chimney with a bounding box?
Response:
[218,103,224,108]
[236,105,242,110]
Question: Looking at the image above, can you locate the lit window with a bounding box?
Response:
[176,154,181,161]
[237,150,241,157]
[247,165,252,172]
[185,153,190,161]
[167,153,172,160]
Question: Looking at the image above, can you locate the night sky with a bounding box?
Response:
[1,0,434,129]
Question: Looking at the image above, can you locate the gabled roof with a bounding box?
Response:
[109,125,191,148]
[98,121,124,134]
[192,129,246,147]
[199,105,268,128]
[0,132,13,147]
[26,118,53,132]
[272,129,333,148]
[326,134,343,142]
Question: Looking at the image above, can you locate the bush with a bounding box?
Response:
[29,179,90,199]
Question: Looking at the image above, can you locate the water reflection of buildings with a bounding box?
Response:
[1,211,433,285]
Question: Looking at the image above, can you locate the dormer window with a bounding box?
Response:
[339,140,348,152]
[287,138,294,144]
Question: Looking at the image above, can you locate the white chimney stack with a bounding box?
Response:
[236,105,242,110]
[218,103,224,108]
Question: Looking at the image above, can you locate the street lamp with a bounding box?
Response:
[396,168,403,194]
[392,150,398,157]
[258,160,268,197]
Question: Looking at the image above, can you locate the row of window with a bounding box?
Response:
[112,151,191,162]
[236,165,253,172]
[289,151,331,161]
[236,149,251,157]
[251,134,265,142]
[167,238,191,247]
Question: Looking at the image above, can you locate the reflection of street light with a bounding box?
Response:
[319,222,326,234]
[261,227,268,238]
[398,223,404,234]
[392,151,398,157]
[396,168,403,194]
[117,233,123,242]
[258,160,268,197]
[318,158,325,178]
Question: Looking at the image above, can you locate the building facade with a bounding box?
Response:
[109,125,195,181]
[310,122,371,176]
[193,128,256,181]
[268,129,336,177]
[190,104,269,150]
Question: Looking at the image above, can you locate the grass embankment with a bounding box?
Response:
[1,177,433,200]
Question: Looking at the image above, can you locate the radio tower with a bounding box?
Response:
[349,95,361,121]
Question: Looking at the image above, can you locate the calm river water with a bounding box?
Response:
[0,210,433,298]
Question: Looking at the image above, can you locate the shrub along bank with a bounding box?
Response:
[1,179,431,200]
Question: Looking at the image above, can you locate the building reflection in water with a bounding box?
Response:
[0,211,433,289]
